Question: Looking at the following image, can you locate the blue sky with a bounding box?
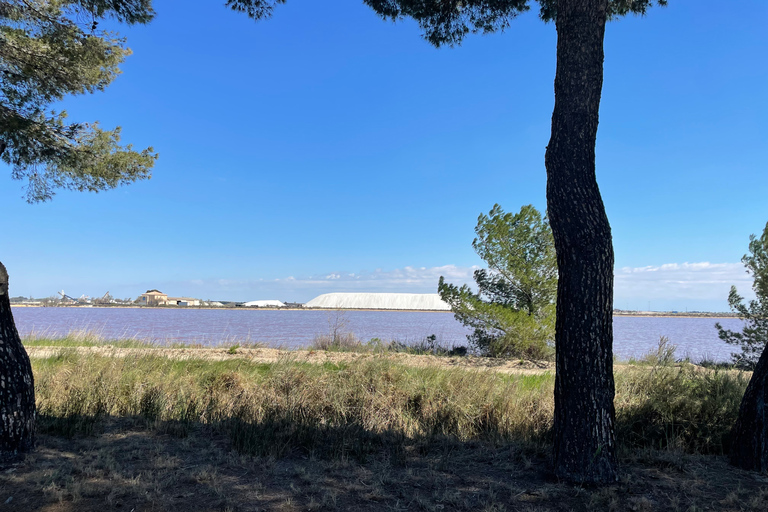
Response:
[1,0,766,311]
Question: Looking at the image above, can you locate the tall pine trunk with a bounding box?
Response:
[730,344,768,472]
[0,261,36,462]
[545,0,617,483]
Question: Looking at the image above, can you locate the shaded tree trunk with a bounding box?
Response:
[730,344,768,472]
[545,0,617,483]
[0,261,35,462]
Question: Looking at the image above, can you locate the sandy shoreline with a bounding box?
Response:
[25,345,557,375]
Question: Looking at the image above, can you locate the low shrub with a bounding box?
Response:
[310,332,361,351]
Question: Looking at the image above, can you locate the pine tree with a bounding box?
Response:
[438,204,557,360]
[716,223,768,369]
[724,222,768,472]
[231,0,667,482]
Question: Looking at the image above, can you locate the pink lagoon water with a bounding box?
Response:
[11,307,744,362]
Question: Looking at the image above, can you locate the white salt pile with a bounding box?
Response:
[303,293,450,311]
[242,300,286,308]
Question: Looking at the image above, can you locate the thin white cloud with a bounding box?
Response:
[282,265,479,290]
[174,261,753,310]
[615,262,753,305]
[176,265,479,301]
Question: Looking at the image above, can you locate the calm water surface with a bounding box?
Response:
[10,307,744,362]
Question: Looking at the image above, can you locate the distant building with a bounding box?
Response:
[137,290,168,306]
[136,290,200,307]
[168,297,201,307]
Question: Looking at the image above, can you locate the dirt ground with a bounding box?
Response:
[25,346,557,375]
[1,419,767,512]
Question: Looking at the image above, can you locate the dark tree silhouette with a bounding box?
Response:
[0,262,35,462]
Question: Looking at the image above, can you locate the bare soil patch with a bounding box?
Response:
[25,346,557,375]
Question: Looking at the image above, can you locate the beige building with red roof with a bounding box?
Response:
[136,290,200,307]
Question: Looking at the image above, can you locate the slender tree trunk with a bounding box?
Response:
[545,0,617,483]
[0,261,36,462]
[730,344,768,472]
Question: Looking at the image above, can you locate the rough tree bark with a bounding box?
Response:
[0,261,36,462]
[730,344,768,472]
[545,0,618,483]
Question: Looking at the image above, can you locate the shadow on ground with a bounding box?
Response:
[1,418,767,512]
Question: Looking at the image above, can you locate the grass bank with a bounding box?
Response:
[2,337,765,511]
[32,351,555,456]
[28,349,747,456]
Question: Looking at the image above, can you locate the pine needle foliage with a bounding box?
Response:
[716,222,768,370]
[229,1,667,47]
[0,0,157,202]
[439,205,557,359]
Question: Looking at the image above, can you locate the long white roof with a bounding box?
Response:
[242,300,285,308]
[304,293,450,311]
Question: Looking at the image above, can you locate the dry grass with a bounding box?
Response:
[1,343,764,511]
[31,351,555,455]
[25,347,750,456]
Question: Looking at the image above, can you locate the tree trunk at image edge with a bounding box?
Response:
[730,344,768,472]
[545,0,617,483]
[0,261,35,462]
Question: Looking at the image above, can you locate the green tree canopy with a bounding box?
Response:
[228,1,666,46]
[438,204,557,359]
[716,222,768,369]
[362,0,666,45]
[0,0,157,202]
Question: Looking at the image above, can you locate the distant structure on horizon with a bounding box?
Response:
[304,293,450,311]
[241,300,286,308]
[136,290,201,307]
